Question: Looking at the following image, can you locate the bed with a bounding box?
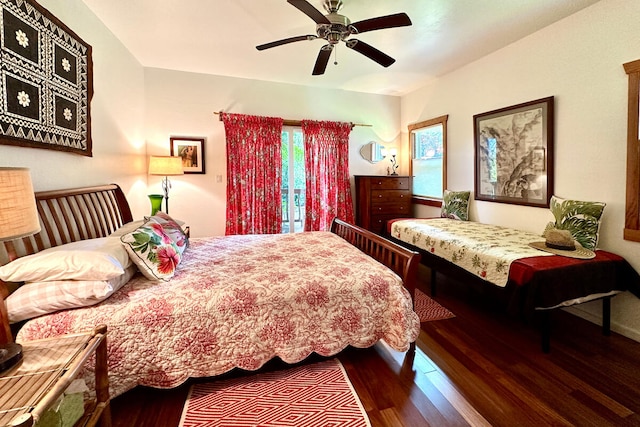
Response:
[0,184,421,399]
[388,218,640,352]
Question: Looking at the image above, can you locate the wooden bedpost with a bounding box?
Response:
[0,280,12,344]
[93,324,112,427]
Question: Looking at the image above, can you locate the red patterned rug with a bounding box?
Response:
[415,288,455,322]
[178,359,370,427]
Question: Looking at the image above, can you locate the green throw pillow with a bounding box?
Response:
[441,190,471,221]
[544,195,606,250]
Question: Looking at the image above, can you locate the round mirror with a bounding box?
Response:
[359,141,386,163]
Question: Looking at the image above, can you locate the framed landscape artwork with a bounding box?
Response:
[170,136,205,174]
[0,0,93,156]
[474,96,554,208]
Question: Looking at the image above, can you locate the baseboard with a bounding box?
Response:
[564,306,640,343]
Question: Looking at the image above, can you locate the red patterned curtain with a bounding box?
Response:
[301,120,354,231]
[221,113,284,235]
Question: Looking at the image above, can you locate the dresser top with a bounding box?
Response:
[354,175,412,178]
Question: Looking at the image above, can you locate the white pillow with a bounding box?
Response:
[109,220,146,237]
[0,237,131,282]
[7,265,137,323]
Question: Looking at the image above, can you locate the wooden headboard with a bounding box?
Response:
[0,184,133,266]
[0,184,132,344]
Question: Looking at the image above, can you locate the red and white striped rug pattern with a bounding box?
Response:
[178,359,370,427]
[415,289,455,322]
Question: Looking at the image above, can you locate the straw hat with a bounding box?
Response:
[528,228,595,259]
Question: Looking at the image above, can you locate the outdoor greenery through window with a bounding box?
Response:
[281,127,305,233]
[409,115,448,201]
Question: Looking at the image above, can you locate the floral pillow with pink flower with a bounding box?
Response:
[151,212,189,248]
[120,217,188,281]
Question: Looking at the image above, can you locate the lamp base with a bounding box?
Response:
[0,342,23,372]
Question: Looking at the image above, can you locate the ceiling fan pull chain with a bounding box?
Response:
[334,46,338,66]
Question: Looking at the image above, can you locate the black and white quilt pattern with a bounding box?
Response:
[0,0,92,156]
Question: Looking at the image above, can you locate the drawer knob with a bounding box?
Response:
[378,195,383,198]
[378,181,382,185]
[400,194,404,198]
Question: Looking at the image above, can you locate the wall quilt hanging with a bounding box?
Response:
[0,0,93,156]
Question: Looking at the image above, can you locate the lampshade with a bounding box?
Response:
[148,156,184,176]
[0,167,40,241]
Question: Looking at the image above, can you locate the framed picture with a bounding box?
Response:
[474,96,554,208]
[0,0,93,156]
[170,136,205,174]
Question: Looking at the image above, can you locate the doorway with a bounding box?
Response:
[282,127,305,233]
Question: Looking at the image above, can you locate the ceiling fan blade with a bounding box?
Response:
[287,0,331,24]
[312,45,333,75]
[346,39,395,67]
[256,35,317,51]
[350,12,412,34]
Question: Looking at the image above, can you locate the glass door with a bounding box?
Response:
[282,127,305,233]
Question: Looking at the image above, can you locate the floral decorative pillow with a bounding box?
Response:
[441,190,471,221]
[120,217,188,281]
[152,212,189,247]
[544,196,606,250]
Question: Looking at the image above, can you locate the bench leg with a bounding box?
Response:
[603,297,611,336]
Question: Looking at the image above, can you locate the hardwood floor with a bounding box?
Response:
[109,266,640,426]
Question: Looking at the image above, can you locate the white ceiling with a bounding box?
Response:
[80,0,600,96]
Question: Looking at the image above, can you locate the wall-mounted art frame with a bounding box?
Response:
[0,0,93,156]
[170,136,205,174]
[474,96,554,208]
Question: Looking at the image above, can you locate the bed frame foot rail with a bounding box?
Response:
[330,218,421,303]
[331,219,421,355]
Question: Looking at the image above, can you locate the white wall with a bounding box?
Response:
[401,0,640,341]
[144,68,402,237]
[0,0,148,216]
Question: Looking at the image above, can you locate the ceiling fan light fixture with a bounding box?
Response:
[327,32,343,44]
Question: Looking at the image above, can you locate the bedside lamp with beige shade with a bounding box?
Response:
[0,167,41,370]
[148,156,183,215]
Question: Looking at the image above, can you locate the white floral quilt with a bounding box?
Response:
[391,218,552,287]
[17,232,419,398]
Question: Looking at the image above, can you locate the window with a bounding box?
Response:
[624,59,640,242]
[281,126,305,233]
[409,115,448,206]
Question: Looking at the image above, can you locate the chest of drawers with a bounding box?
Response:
[354,175,413,234]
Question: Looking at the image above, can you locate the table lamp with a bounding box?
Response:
[0,167,41,371]
[148,156,183,214]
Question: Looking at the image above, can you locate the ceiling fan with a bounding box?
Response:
[256,0,412,75]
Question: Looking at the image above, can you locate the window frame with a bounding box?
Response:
[624,59,640,242]
[408,115,448,207]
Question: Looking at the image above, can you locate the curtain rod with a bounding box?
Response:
[213,111,371,129]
